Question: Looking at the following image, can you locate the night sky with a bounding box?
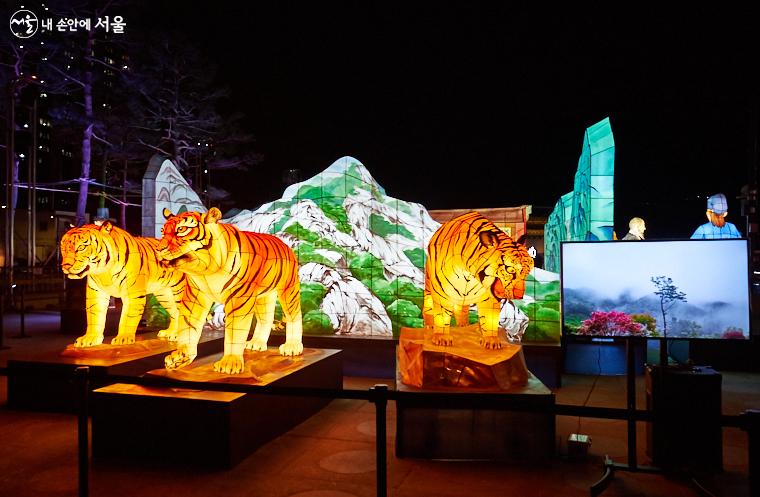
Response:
[147,3,757,239]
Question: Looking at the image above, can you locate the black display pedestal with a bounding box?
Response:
[522,341,563,388]
[266,333,564,387]
[6,331,223,412]
[395,374,556,461]
[645,364,723,473]
[91,348,343,469]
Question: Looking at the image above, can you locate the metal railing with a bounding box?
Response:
[56,366,755,497]
[0,268,66,311]
[0,361,756,497]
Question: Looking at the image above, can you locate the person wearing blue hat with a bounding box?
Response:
[690,193,742,239]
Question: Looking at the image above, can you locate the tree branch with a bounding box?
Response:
[44,62,86,88]
[91,131,114,147]
[136,138,172,155]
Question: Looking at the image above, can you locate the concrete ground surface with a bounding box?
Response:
[0,311,756,497]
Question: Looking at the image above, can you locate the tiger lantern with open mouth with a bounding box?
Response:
[157,207,304,375]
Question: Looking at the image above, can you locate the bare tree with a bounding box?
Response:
[127,32,258,204]
[0,39,41,211]
[38,0,129,226]
[651,276,687,336]
[0,33,47,271]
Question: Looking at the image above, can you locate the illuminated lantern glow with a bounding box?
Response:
[158,207,303,375]
[423,212,534,349]
[690,193,743,239]
[544,117,615,272]
[60,222,186,347]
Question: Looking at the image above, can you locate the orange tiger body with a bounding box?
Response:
[60,222,186,347]
[157,207,303,374]
[423,211,534,349]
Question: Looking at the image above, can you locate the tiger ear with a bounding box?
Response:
[99,221,113,233]
[479,230,499,248]
[163,208,174,220]
[205,207,222,224]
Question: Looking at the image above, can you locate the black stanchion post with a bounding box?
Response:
[11,283,29,339]
[19,284,25,337]
[0,292,7,350]
[75,366,90,497]
[371,384,389,497]
[744,409,760,497]
[626,339,637,470]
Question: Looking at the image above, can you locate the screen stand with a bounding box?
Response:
[590,338,660,496]
[659,336,668,369]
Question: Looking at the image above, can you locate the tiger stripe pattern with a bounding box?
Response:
[423,211,534,349]
[157,207,303,374]
[60,222,186,347]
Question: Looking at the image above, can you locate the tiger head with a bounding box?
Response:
[60,222,116,279]
[477,230,534,301]
[157,207,222,273]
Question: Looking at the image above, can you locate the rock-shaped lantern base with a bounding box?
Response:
[397,324,530,390]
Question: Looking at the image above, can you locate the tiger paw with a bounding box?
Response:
[279,341,304,356]
[164,346,196,370]
[74,333,104,347]
[157,329,178,341]
[213,355,245,374]
[480,336,502,350]
[110,334,136,345]
[431,333,453,347]
[245,339,268,352]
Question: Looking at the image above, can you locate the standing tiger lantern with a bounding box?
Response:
[423,211,534,349]
[60,222,186,347]
[157,207,303,375]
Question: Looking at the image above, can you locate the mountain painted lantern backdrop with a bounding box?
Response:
[145,156,559,343]
[142,155,208,239]
[225,157,439,338]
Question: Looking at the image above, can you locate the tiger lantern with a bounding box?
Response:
[423,211,534,349]
[157,207,303,375]
[60,222,186,347]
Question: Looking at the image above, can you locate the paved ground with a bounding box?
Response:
[0,311,756,497]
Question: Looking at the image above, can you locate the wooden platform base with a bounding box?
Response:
[394,326,555,460]
[92,348,343,469]
[6,330,223,412]
[395,374,556,460]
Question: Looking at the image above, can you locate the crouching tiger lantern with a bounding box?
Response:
[157,207,304,375]
[423,211,534,349]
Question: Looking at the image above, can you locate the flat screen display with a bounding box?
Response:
[561,239,751,339]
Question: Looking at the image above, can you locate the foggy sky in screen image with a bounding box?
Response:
[561,239,750,337]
